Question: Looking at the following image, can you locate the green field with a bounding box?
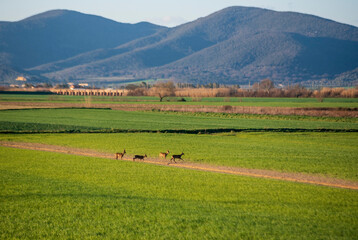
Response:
[1,147,357,239]
[1,95,358,239]
[1,94,358,108]
[1,108,357,133]
[2,132,357,180]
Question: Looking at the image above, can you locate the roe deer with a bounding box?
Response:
[169,152,184,164]
[115,149,126,160]
[133,154,147,161]
[159,150,170,159]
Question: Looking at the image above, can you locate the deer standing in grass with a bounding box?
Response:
[133,154,147,161]
[159,150,170,159]
[169,152,184,164]
[116,149,126,160]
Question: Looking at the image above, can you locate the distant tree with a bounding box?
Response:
[150,81,176,102]
[252,79,274,93]
[43,83,53,88]
[24,83,34,88]
[141,82,147,88]
[251,82,258,91]
[55,83,69,89]
[127,87,147,96]
[260,79,275,93]
[286,84,311,98]
[125,84,139,91]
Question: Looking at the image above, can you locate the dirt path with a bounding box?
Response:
[1,140,357,190]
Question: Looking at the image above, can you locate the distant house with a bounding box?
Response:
[69,83,90,90]
[16,76,27,81]
[277,84,285,89]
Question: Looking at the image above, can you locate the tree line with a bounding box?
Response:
[125,79,358,101]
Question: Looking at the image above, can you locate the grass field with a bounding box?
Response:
[2,132,357,180]
[1,108,357,133]
[1,94,358,108]
[1,147,357,239]
[1,94,357,239]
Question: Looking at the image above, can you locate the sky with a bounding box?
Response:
[0,0,357,27]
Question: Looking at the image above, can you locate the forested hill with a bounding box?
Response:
[1,7,358,86]
[0,9,165,80]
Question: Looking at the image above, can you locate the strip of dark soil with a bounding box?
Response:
[1,128,357,134]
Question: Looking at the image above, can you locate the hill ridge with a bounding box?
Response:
[1,6,357,86]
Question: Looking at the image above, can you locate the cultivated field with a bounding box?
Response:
[0,94,357,239]
[2,132,357,181]
[1,94,357,118]
[1,94,358,107]
[1,147,357,239]
[0,108,357,133]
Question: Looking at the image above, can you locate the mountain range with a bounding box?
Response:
[1,7,358,86]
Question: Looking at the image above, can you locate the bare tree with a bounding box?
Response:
[260,79,275,93]
[252,82,260,92]
[149,81,176,102]
[252,79,274,93]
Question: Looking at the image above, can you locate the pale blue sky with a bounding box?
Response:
[0,0,357,27]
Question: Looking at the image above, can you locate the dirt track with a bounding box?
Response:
[1,140,357,190]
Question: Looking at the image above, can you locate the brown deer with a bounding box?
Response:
[159,150,170,159]
[115,149,126,160]
[169,152,184,164]
[133,154,147,161]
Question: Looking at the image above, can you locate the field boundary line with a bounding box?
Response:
[1,140,358,191]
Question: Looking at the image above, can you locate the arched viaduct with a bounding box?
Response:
[51,89,126,96]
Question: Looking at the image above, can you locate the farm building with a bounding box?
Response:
[16,76,27,81]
